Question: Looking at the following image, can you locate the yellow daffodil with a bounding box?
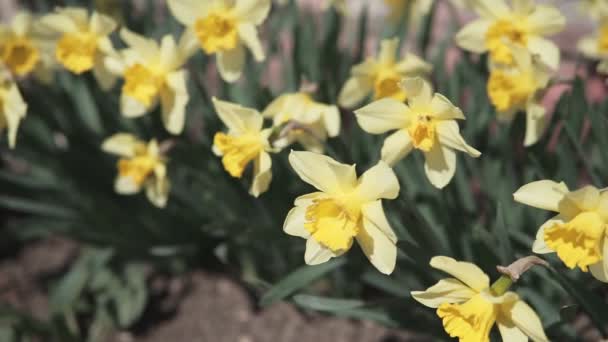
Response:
[102,133,170,208]
[263,92,340,153]
[412,256,549,342]
[456,0,565,69]
[105,29,193,135]
[578,20,608,74]
[0,12,55,81]
[487,44,552,146]
[167,0,270,83]
[41,7,118,90]
[284,151,399,274]
[354,77,480,189]
[0,73,27,148]
[514,180,608,283]
[212,97,274,197]
[338,38,431,108]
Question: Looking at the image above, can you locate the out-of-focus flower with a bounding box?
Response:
[338,38,431,108]
[354,77,480,189]
[167,0,270,83]
[412,256,549,342]
[105,29,193,134]
[487,44,552,146]
[384,0,433,25]
[580,0,608,21]
[0,12,55,81]
[212,97,274,197]
[41,7,118,90]
[263,92,340,152]
[514,181,608,283]
[578,20,608,74]
[456,0,565,69]
[102,133,170,208]
[284,151,399,274]
[0,72,26,148]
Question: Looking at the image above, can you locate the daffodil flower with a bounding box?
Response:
[0,12,55,81]
[578,21,608,74]
[167,0,270,83]
[263,92,340,153]
[284,151,399,274]
[514,180,608,283]
[212,97,274,197]
[412,256,549,342]
[338,38,431,108]
[456,0,565,69]
[105,29,193,135]
[102,133,170,208]
[487,44,552,146]
[0,75,27,148]
[41,7,118,90]
[354,77,480,189]
[580,0,608,21]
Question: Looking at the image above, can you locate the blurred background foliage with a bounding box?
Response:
[0,0,607,341]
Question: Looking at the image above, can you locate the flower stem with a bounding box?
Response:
[490,275,513,296]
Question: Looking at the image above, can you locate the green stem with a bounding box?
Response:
[490,275,513,296]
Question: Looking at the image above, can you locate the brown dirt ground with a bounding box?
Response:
[0,238,429,342]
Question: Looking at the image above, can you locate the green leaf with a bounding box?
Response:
[259,258,346,307]
[0,196,76,219]
[293,294,364,312]
[494,203,513,265]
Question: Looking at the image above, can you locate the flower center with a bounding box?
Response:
[304,198,361,253]
[544,211,606,272]
[374,69,406,102]
[123,64,165,106]
[487,70,536,112]
[194,11,239,54]
[437,293,497,342]
[56,32,98,74]
[485,19,528,65]
[0,35,40,76]
[407,114,436,152]
[214,132,263,178]
[117,145,158,186]
[598,24,608,54]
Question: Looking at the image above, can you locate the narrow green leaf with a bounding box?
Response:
[0,196,76,219]
[293,294,364,312]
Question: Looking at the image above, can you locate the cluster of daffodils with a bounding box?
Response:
[456,0,566,146]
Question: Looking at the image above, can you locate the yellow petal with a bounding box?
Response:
[120,28,159,57]
[565,185,601,212]
[400,77,432,108]
[527,5,566,36]
[380,129,413,166]
[167,0,207,26]
[358,201,397,274]
[378,38,399,65]
[470,0,510,19]
[145,167,170,208]
[513,180,569,212]
[212,97,263,133]
[217,44,245,83]
[238,23,265,61]
[455,19,492,53]
[304,238,336,265]
[322,106,341,138]
[411,278,476,308]
[430,94,465,120]
[527,36,560,70]
[11,12,33,36]
[501,298,549,342]
[3,83,27,149]
[288,150,357,195]
[338,76,373,108]
[234,0,272,25]
[423,144,456,189]
[429,256,490,292]
[356,161,400,201]
[532,215,563,254]
[177,28,200,62]
[101,133,140,157]
[395,53,433,75]
[283,206,311,238]
[497,318,528,342]
[436,121,481,157]
[40,13,78,33]
[160,70,189,134]
[121,93,150,118]
[115,175,141,194]
[589,236,608,283]
[89,11,117,36]
[523,102,548,147]
[250,151,272,197]
[93,53,117,91]
[578,36,600,59]
[354,98,408,134]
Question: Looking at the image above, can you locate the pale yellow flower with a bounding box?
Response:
[487,44,552,146]
[102,133,170,208]
[580,0,608,21]
[168,0,270,83]
[105,29,193,135]
[514,181,608,283]
[456,0,565,69]
[284,151,399,274]
[354,77,480,189]
[212,97,274,197]
[578,20,608,74]
[0,12,55,82]
[0,73,27,148]
[412,256,549,342]
[338,37,431,108]
[263,92,340,152]
[41,7,118,90]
